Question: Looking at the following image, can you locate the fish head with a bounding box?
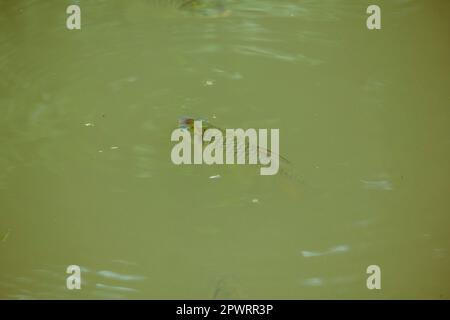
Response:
[178,116,195,131]
[178,116,211,134]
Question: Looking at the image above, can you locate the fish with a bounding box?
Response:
[177,116,291,165]
[301,245,350,258]
[177,116,304,198]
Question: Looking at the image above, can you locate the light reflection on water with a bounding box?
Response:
[0,264,147,299]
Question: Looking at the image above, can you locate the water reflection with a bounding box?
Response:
[212,275,244,299]
[301,245,350,258]
[302,275,358,287]
[0,264,147,299]
[97,270,146,282]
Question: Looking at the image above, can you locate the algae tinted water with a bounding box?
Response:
[0,0,449,299]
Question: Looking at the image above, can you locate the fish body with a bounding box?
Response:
[178,116,290,164]
[177,116,303,189]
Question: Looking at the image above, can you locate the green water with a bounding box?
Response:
[0,0,449,299]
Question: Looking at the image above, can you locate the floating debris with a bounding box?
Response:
[209,174,221,179]
[110,146,119,150]
[84,123,94,127]
[251,198,259,204]
[204,79,215,86]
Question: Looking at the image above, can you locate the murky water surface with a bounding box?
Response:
[0,0,449,299]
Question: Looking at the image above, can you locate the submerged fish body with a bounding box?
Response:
[177,116,302,185]
[177,116,288,163]
[178,116,216,134]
